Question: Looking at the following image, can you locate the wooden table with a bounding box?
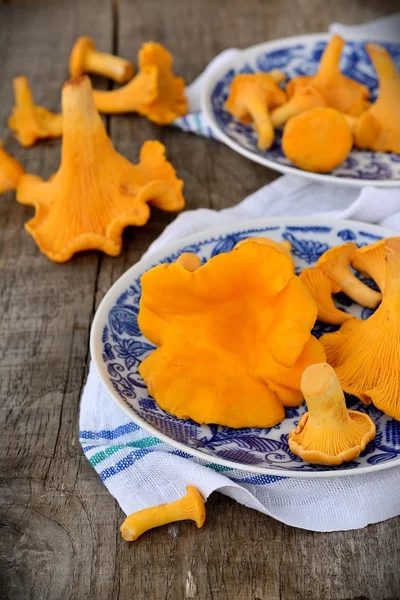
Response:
[1,1,400,598]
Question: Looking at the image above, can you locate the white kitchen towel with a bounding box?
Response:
[80,15,400,533]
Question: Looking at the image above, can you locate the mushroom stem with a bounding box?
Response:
[13,76,35,115]
[301,362,349,425]
[246,95,274,150]
[92,67,157,113]
[176,252,202,271]
[367,43,398,82]
[318,34,343,76]
[85,49,133,83]
[120,486,205,542]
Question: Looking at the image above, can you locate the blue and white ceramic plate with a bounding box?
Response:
[91,218,400,478]
[201,34,400,187]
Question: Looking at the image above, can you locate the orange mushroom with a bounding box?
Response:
[225,73,286,150]
[354,44,400,154]
[93,42,187,124]
[299,266,352,325]
[282,107,353,173]
[271,85,326,127]
[321,239,400,420]
[288,363,376,466]
[310,35,370,116]
[69,36,134,84]
[286,75,313,98]
[234,236,292,260]
[0,143,25,195]
[176,252,202,272]
[16,76,184,262]
[120,486,205,542]
[8,76,62,147]
[317,242,382,308]
[350,238,400,293]
[138,242,326,428]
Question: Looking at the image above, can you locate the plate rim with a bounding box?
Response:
[200,32,400,188]
[90,216,400,478]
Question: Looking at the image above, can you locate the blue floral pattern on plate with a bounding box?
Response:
[93,220,400,475]
[208,39,400,183]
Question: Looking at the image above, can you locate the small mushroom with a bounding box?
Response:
[282,107,353,173]
[354,44,400,154]
[321,239,400,419]
[311,34,370,116]
[235,236,292,259]
[69,36,134,84]
[176,252,202,272]
[8,76,62,147]
[271,85,326,127]
[225,73,286,150]
[288,362,376,466]
[350,238,400,293]
[299,266,352,325]
[0,142,25,195]
[120,486,205,542]
[286,75,313,98]
[317,242,382,308]
[93,42,187,124]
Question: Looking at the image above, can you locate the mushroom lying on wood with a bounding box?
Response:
[120,486,205,542]
[16,76,184,262]
[0,143,25,195]
[69,36,134,84]
[8,76,62,147]
[93,42,187,124]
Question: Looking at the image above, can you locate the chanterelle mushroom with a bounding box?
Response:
[282,107,353,173]
[271,85,326,127]
[354,44,400,154]
[288,362,376,466]
[93,42,187,124]
[299,266,352,325]
[317,242,382,308]
[310,34,370,116]
[0,142,25,195]
[16,76,184,262]
[8,76,62,147]
[69,36,134,84]
[225,73,286,150]
[350,238,400,293]
[321,238,400,420]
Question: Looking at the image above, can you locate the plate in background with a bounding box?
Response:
[201,34,400,187]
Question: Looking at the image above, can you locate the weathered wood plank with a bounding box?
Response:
[0,2,117,600]
[0,0,400,599]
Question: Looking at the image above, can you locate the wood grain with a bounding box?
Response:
[1,0,400,599]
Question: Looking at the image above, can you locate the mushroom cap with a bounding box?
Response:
[138,242,325,428]
[299,266,351,325]
[69,36,95,78]
[320,239,400,419]
[235,236,292,260]
[225,73,286,121]
[317,242,382,309]
[282,107,353,173]
[289,409,376,465]
[286,75,313,98]
[0,142,25,194]
[350,238,391,292]
[288,362,376,466]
